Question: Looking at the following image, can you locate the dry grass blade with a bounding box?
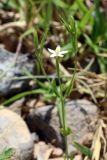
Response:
[0,21,26,32]
[91,120,107,160]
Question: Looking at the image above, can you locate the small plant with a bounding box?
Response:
[47,16,77,159]
[48,45,70,159]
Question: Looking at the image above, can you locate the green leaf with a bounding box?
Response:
[0,148,15,160]
[33,30,39,51]
[74,142,92,158]
[77,8,93,36]
[61,16,77,55]
[52,0,68,8]
[21,27,35,39]
[92,0,107,42]
[61,127,72,136]
[76,0,88,13]
[3,89,47,105]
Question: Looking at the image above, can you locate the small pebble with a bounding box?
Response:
[51,147,63,157]
[73,155,83,160]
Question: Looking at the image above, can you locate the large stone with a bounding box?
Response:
[26,99,98,154]
[0,48,34,96]
[0,108,34,160]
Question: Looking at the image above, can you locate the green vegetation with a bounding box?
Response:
[0,148,15,160]
[0,0,107,159]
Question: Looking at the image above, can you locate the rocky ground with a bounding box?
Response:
[0,1,107,159]
[0,98,99,160]
[0,48,106,160]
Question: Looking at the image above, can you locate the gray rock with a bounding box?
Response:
[0,48,34,95]
[0,108,34,160]
[25,99,98,154]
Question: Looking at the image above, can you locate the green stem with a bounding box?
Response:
[56,58,65,127]
[56,57,69,159]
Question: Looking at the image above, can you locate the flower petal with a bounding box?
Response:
[58,54,64,57]
[56,45,61,53]
[60,50,68,54]
[50,53,56,57]
[48,45,68,58]
[48,48,56,54]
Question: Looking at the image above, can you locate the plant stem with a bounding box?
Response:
[56,57,69,159]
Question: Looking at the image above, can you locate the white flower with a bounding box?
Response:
[48,45,68,57]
